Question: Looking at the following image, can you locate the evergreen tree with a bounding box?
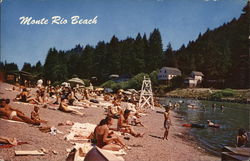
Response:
[21,62,32,73]
[163,43,177,67]
[146,29,163,72]
[44,48,59,81]
[133,33,146,74]
[107,36,122,75]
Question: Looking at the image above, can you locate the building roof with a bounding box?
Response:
[185,77,194,80]
[160,67,181,75]
[191,71,204,76]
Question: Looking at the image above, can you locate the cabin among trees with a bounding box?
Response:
[158,67,182,84]
[184,71,204,87]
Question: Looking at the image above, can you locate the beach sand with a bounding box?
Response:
[0,82,219,161]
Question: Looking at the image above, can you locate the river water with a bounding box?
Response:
[158,97,250,155]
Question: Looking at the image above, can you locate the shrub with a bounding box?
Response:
[128,73,149,90]
[149,70,159,86]
[101,80,116,88]
[170,75,184,89]
[210,88,237,99]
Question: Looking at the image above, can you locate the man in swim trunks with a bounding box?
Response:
[0,99,40,125]
[163,106,171,140]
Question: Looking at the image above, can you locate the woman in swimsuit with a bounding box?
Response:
[94,117,127,151]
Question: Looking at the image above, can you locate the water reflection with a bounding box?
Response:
[159,97,250,155]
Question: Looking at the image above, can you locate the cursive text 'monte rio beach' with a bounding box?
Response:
[19,16,98,25]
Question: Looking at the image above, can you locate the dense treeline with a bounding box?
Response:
[1,2,249,88]
[42,28,164,84]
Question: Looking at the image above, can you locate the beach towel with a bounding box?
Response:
[68,105,85,110]
[64,123,96,141]
[0,142,28,148]
[13,101,34,106]
[0,118,25,124]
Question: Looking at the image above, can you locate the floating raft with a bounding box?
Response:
[222,146,250,161]
[182,123,205,128]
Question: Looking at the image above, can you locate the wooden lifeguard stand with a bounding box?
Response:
[138,76,154,110]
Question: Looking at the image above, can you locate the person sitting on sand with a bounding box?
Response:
[117,109,144,137]
[14,88,40,104]
[0,99,40,125]
[131,113,144,127]
[112,97,121,107]
[107,106,119,119]
[104,94,111,102]
[163,106,171,140]
[58,98,85,116]
[31,106,47,124]
[236,128,249,147]
[94,117,129,151]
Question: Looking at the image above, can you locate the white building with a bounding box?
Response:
[184,71,204,87]
[158,67,182,81]
[190,71,204,83]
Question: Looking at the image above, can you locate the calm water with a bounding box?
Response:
[159,97,250,155]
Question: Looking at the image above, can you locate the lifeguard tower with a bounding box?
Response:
[138,76,154,110]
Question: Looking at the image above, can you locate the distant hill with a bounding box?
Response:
[172,2,249,89]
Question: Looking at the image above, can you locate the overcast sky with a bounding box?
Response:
[0,0,247,69]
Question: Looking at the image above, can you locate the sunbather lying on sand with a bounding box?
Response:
[94,117,128,151]
[31,106,47,124]
[0,99,40,125]
[117,109,144,137]
[0,136,17,145]
[58,98,85,116]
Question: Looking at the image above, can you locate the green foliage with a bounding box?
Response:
[1,61,19,72]
[100,73,149,91]
[128,73,149,90]
[82,79,90,87]
[145,29,163,72]
[210,88,238,99]
[101,80,116,88]
[149,70,159,86]
[170,76,184,89]
[175,2,249,88]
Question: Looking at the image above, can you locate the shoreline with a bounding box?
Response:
[155,95,250,104]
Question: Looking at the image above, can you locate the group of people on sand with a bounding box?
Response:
[0,98,43,125]
[93,109,145,151]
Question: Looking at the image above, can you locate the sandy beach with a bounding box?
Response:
[0,82,219,161]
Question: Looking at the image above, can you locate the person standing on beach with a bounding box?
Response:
[163,106,171,140]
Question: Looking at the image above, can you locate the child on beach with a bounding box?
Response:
[131,113,144,127]
[163,106,171,140]
[31,106,47,124]
[117,109,144,137]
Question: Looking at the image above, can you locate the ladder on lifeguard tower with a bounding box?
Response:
[138,76,154,110]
